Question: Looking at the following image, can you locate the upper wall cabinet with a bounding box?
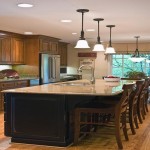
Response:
[0,37,11,63]
[127,43,150,52]
[0,33,25,64]
[111,43,150,53]
[25,35,60,66]
[112,43,128,53]
[40,38,58,54]
[58,42,68,66]
[11,37,24,64]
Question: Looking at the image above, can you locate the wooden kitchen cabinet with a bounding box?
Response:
[40,39,58,54]
[50,41,58,54]
[112,43,128,53]
[0,80,30,111]
[0,33,25,64]
[25,35,60,66]
[40,38,50,52]
[11,38,24,64]
[111,42,150,53]
[58,42,68,66]
[0,37,11,63]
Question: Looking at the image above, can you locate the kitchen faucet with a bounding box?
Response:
[78,65,95,84]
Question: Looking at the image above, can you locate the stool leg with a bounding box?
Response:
[137,100,143,124]
[134,116,139,129]
[145,97,149,112]
[115,114,123,149]
[129,108,136,135]
[122,112,129,140]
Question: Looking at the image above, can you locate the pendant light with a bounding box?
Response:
[129,36,145,62]
[75,9,90,48]
[92,18,105,51]
[105,25,116,54]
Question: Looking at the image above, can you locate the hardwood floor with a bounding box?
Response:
[1,107,150,150]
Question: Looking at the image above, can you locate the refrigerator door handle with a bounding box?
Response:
[54,58,57,79]
[52,57,56,79]
[48,57,53,79]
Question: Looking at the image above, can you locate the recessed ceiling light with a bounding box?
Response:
[61,20,72,23]
[86,29,95,32]
[72,33,77,35]
[17,3,33,8]
[24,32,33,35]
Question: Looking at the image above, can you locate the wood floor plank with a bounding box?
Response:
[1,107,150,150]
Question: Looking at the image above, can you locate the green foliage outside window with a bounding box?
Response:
[124,71,146,79]
[112,54,150,77]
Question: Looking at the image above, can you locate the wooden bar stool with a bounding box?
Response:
[73,84,134,149]
[137,78,150,124]
[128,80,144,134]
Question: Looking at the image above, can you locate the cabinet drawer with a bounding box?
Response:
[1,82,15,90]
[15,81,29,88]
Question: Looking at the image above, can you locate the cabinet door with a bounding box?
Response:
[58,43,67,66]
[40,39,50,52]
[50,42,58,54]
[0,82,15,111]
[0,83,3,110]
[11,94,66,143]
[0,81,30,111]
[112,43,128,53]
[25,38,39,66]
[11,38,25,64]
[0,37,11,63]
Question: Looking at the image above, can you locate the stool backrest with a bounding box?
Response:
[118,84,135,113]
[132,80,145,104]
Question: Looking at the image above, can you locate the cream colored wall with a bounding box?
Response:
[0,65,12,71]
[67,44,111,79]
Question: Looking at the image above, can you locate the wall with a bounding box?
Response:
[0,65,12,71]
[67,44,111,79]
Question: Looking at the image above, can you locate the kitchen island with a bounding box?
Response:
[3,79,135,147]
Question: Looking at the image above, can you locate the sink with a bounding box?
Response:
[55,82,91,86]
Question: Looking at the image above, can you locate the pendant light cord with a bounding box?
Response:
[81,12,85,39]
[93,18,104,44]
[97,21,101,44]
[109,27,112,47]
[136,37,138,49]
[135,36,139,57]
[106,25,115,47]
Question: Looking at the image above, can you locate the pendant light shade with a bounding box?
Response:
[105,47,116,54]
[75,9,90,49]
[92,18,105,51]
[93,44,104,51]
[105,25,116,54]
[75,39,90,48]
[129,36,145,62]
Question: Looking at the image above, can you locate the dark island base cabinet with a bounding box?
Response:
[4,93,95,146]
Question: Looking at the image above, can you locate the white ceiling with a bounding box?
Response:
[0,0,150,45]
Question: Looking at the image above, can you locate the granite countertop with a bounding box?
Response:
[2,79,135,96]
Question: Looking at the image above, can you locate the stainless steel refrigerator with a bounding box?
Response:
[39,53,60,84]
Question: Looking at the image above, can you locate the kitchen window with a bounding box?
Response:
[112,54,150,77]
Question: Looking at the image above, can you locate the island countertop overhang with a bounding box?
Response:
[2,79,135,96]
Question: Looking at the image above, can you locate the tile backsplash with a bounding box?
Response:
[13,65,39,77]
